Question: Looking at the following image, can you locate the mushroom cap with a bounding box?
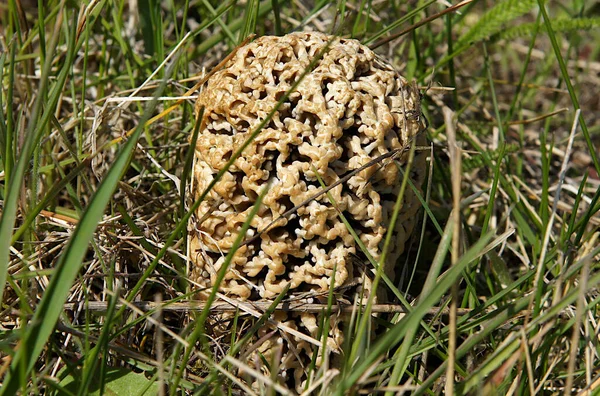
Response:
[190,31,426,300]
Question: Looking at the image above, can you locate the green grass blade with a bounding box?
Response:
[195,0,274,55]
[0,9,73,308]
[240,0,260,42]
[0,50,7,162]
[77,289,119,396]
[0,56,172,396]
[179,106,202,233]
[498,16,600,41]
[200,0,237,45]
[456,0,537,47]
[337,227,497,393]
[170,182,271,392]
[271,0,282,35]
[10,157,91,243]
[117,37,334,313]
[537,0,600,175]
[3,36,17,187]
[349,143,417,366]
[313,162,441,347]
[385,216,455,390]
[364,0,435,46]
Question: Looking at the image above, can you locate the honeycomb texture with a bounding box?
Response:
[189,31,426,391]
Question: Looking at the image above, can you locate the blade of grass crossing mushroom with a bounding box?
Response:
[116,37,334,314]
[179,106,203,233]
[170,182,272,393]
[313,166,444,388]
[240,149,404,248]
[350,142,417,368]
[229,283,291,358]
[0,50,173,396]
[313,168,439,343]
[0,8,70,309]
[240,121,432,250]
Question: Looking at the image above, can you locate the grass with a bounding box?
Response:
[1,0,599,394]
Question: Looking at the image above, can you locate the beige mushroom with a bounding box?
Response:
[189,31,426,390]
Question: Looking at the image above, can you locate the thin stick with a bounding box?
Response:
[444,106,461,394]
[508,107,568,126]
[369,0,473,50]
[62,300,477,315]
[562,110,584,396]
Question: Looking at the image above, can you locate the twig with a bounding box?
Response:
[444,105,461,394]
[62,300,477,315]
[369,0,473,50]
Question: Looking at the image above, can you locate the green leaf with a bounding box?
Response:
[0,10,75,309]
[457,0,537,47]
[498,17,600,41]
[60,367,159,396]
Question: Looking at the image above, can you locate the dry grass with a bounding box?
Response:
[1,0,599,394]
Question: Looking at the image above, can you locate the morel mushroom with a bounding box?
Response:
[189,31,426,387]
